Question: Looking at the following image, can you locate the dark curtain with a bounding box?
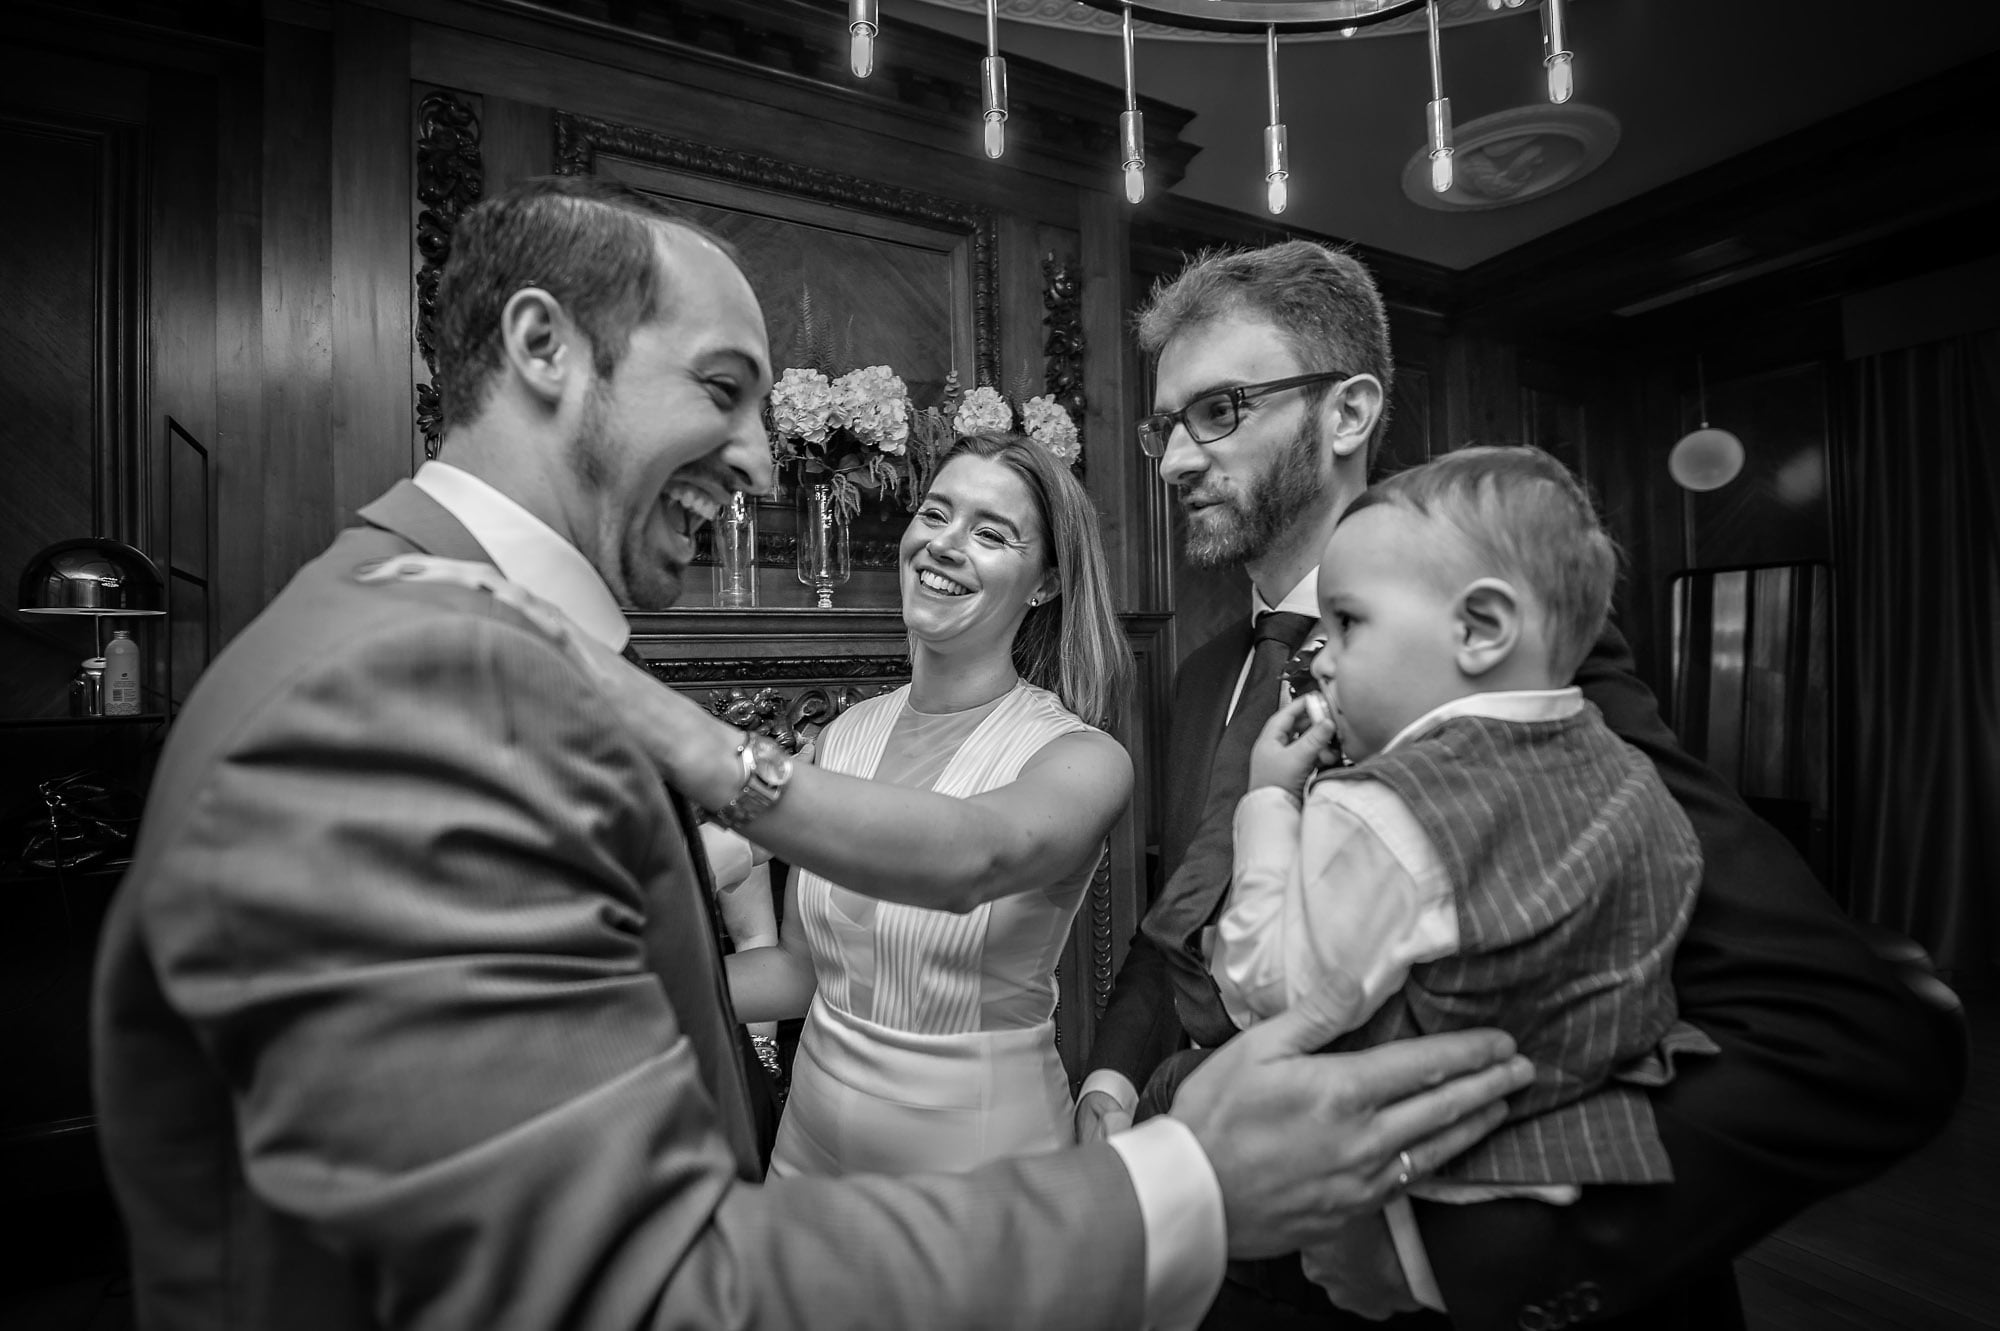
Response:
[1833,330,2000,987]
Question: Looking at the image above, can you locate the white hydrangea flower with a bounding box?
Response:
[769,367,833,445]
[1022,394,1081,463]
[954,385,1015,438]
[831,365,911,455]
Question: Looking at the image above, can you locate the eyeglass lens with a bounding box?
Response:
[1138,388,1239,457]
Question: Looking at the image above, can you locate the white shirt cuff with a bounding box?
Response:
[1384,1195,1446,1313]
[1080,1068,1140,1117]
[1108,1117,1227,1331]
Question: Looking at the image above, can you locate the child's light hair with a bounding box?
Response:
[1341,446,1618,681]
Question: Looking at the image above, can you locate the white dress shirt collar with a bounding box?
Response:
[1252,566,1321,621]
[1383,687,1584,755]
[411,461,631,653]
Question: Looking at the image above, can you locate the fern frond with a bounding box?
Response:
[1009,361,1037,405]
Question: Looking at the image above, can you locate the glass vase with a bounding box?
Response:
[795,481,851,609]
[709,491,758,608]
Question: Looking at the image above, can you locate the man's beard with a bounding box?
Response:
[1179,415,1327,570]
[568,385,687,612]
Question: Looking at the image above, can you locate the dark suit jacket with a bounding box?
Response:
[93,482,1149,1330]
[1090,617,1965,1330]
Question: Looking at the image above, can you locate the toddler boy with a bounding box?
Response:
[1215,445,1713,1313]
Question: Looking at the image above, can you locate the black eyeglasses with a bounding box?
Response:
[1137,369,1353,458]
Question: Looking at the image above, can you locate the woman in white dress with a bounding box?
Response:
[722,431,1134,1177]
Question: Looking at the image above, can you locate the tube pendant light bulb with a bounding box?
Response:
[982,57,1008,158]
[1121,110,1146,203]
[1430,142,1455,194]
[1542,0,1574,103]
[1428,97,1455,194]
[1118,5,1145,203]
[848,0,878,78]
[1262,27,1288,215]
[979,2,1008,159]
[1264,123,1289,214]
[1546,52,1573,103]
[1424,2,1453,195]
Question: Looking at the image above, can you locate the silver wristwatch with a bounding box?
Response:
[710,731,794,832]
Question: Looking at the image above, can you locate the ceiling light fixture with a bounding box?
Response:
[980,0,1008,159]
[848,0,878,78]
[1263,24,1288,215]
[1423,0,1454,195]
[1668,355,1746,493]
[857,2,1582,206]
[1120,3,1145,202]
[1541,0,1573,103]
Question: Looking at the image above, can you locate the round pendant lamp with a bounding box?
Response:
[1668,357,1744,492]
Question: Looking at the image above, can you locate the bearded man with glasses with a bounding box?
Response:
[1076,240,1962,1331]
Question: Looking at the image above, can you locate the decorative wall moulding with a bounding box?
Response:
[412,88,484,459]
[1400,101,1619,211]
[1042,252,1085,419]
[553,110,1000,388]
[638,654,915,686]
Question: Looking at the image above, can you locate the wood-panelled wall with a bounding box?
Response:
[0,0,1202,653]
[7,0,1985,842]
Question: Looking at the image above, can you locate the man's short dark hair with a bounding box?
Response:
[1135,240,1395,466]
[433,175,741,433]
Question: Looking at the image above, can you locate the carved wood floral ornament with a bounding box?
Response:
[413,89,483,459]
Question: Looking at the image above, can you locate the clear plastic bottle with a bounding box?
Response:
[104,629,141,716]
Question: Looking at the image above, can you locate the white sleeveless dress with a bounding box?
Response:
[768,682,1100,1178]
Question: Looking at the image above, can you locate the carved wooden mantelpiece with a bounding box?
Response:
[628,607,909,753]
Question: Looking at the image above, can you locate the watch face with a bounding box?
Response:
[748,737,793,784]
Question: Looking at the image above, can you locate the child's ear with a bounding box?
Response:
[1455,578,1520,677]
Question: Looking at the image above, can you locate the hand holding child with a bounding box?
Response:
[1249,693,1341,796]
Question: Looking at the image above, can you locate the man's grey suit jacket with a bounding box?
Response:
[93,481,1149,1330]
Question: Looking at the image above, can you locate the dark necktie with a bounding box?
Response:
[1140,610,1318,1049]
[621,644,769,1175]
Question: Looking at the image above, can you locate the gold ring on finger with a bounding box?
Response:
[1396,1148,1413,1190]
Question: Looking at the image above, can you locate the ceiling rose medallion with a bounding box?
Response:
[1399,102,1619,210]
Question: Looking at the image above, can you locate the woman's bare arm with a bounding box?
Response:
[725,871,818,1023]
[617,664,1132,913]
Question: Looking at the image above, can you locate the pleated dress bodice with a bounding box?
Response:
[770,681,1102,1179]
[793,682,1099,1035]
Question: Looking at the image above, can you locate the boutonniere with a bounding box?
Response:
[1280,633,1326,703]
[1279,633,1355,770]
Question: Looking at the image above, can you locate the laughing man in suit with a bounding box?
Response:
[1073,240,1963,1330]
[91,178,1538,1331]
